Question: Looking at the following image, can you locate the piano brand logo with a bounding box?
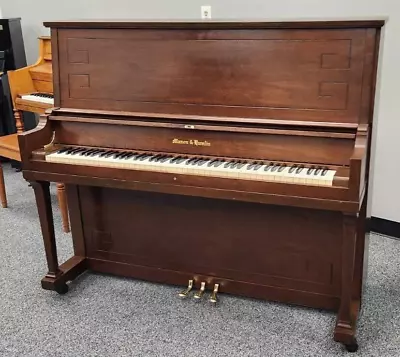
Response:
[172,138,211,147]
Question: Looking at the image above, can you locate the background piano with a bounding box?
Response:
[0,18,36,137]
[7,36,53,132]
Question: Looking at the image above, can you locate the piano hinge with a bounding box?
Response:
[44,131,56,152]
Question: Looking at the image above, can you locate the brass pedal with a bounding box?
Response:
[194,281,206,300]
[209,283,219,304]
[178,279,194,298]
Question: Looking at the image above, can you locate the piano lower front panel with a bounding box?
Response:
[76,185,343,310]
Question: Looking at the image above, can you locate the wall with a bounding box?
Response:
[1,0,399,222]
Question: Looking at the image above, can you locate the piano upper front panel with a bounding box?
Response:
[56,27,370,124]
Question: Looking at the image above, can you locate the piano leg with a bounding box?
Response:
[0,162,7,208]
[14,109,24,134]
[31,180,86,294]
[334,213,359,352]
[56,183,70,233]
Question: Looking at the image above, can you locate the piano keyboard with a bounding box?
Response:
[46,147,337,186]
[20,93,54,105]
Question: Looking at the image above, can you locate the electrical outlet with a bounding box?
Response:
[201,5,211,20]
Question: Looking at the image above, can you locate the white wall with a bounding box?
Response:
[1,0,399,222]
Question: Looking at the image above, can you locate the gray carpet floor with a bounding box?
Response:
[0,162,399,357]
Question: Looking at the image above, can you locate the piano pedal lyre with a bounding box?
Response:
[178,279,194,298]
[209,283,220,304]
[44,131,56,152]
[194,281,206,300]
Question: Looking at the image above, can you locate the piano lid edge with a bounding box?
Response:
[50,107,360,130]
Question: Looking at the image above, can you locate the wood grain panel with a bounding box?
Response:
[57,28,368,123]
[80,187,342,294]
[54,120,355,165]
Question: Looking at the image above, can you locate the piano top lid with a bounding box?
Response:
[43,18,386,29]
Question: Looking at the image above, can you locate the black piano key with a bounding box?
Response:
[100,150,114,158]
[74,148,91,155]
[149,155,159,162]
[314,168,321,175]
[214,161,224,167]
[105,151,117,158]
[278,164,286,172]
[296,165,304,174]
[57,147,71,154]
[190,158,201,165]
[70,148,87,155]
[122,153,136,160]
[98,150,112,157]
[289,165,297,174]
[112,152,125,158]
[83,149,97,156]
[254,162,263,170]
[175,157,188,164]
[224,161,233,168]
[321,168,328,176]
[247,161,257,170]
[153,154,165,161]
[139,154,152,161]
[92,149,105,155]
[236,161,246,169]
[117,152,130,159]
[264,163,274,172]
[307,166,315,175]
[271,164,280,172]
[207,159,217,167]
[90,149,105,156]
[159,156,173,163]
[65,148,81,154]
[169,156,181,163]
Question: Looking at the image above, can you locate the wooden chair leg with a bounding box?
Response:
[0,162,7,208]
[56,183,70,233]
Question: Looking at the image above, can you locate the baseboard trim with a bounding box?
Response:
[367,217,400,239]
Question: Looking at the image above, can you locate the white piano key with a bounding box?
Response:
[21,94,54,105]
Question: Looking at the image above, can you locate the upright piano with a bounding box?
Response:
[19,20,383,352]
[8,36,54,133]
[0,18,32,136]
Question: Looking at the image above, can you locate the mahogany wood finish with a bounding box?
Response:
[56,182,70,233]
[7,37,70,233]
[19,20,383,352]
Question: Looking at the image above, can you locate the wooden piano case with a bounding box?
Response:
[21,20,384,352]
